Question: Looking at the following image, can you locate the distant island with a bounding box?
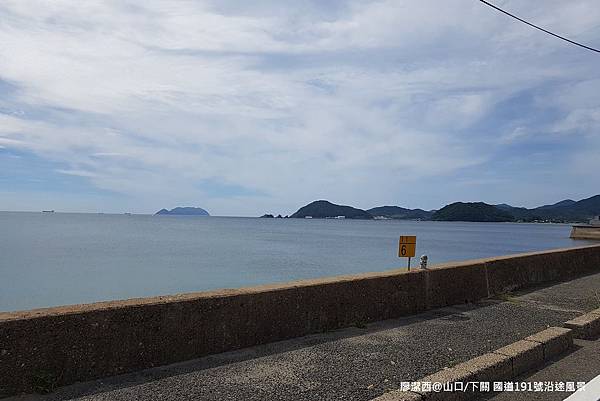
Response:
[290,200,373,219]
[284,194,600,223]
[155,207,210,216]
[260,214,285,218]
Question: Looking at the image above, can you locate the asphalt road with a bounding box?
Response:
[8,272,600,401]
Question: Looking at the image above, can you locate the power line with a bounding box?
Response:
[479,0,600,53]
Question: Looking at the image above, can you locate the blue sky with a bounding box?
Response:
[1,0,599,215]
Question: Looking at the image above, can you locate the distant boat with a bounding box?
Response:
[124,212,132,215]
[305,216,313,219]
[42,210,55,213]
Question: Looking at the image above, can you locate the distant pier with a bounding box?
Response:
[570,216,600,240]
[571,225,600,240]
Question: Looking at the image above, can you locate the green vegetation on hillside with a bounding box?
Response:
[291,200,373,219]
[367,206,433,220]
[495,195,600,223]
[289,194,600,223]
[431,202,514,222]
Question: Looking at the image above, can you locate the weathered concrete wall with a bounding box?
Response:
[485,245,600,294]
[570,225,600,240]
[424,261,488,308]
[1,244,599,397]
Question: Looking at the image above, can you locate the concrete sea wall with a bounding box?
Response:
[570,225,600,240]
[1,244,600,396]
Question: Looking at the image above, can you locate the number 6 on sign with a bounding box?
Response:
[398,235,416,270]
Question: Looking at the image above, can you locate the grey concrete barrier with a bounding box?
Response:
[0,270,426,397]
[523,327,573,361]
[564,309,600,339]
[1,245,599,397]
[494,340,544,377]
[485,245,600,294]
[424,261,488,308]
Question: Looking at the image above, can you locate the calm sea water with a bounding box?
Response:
[0,211,595,312]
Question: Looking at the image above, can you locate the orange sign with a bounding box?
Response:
[398,235,416,258]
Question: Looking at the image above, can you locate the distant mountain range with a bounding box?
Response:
[155,195,600,222]
[155,207,210,216]
[287,195,600,222]
[490,196,600,222]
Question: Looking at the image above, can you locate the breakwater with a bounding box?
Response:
[570,225,600,240]
[1,244,600,397]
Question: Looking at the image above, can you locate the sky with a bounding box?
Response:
[1,0,599,216]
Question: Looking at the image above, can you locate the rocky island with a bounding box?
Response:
[155,207,210,216]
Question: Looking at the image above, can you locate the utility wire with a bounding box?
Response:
[479,0,600,53]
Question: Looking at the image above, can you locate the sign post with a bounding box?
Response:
[398,235,416,270]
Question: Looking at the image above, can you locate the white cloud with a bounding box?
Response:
[1,0,599,213]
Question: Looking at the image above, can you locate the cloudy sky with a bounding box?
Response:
[1,0,599,216]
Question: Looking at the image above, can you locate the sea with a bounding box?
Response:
[0,211,595,312]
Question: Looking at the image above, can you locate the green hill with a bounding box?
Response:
[530,195,600,222]
[495,196,600,222]
[431,202,514,222]
[367,206,433,220]
[290,195,600,223]
[291,200,373,219]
